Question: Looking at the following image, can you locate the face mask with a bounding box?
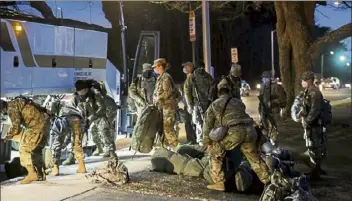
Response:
[301,80,308,88]
[142,70,153,78]
[262,78,270,84]
[153,69,159,74]
[183,68,188,74]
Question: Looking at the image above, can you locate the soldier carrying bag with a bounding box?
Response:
[209,97,232,142]
[131,105,161,153]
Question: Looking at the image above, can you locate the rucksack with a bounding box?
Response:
[191,68,214,105]
[321,99,332,127]
[131,105,161,153]
[14,96,52,117]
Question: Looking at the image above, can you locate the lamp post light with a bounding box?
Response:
[321,51,335,79]
[347,62,350,67]
[340,55,346,61]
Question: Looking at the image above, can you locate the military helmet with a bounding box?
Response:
[74,80,88,91]
[262,141,276,154]
[261,71,272,78]
[152,58,169,69]
[142,63,152,71]
[301,71,315,81]
[217,78,231,91]
[182,61,194,69]
[230,63,241,77]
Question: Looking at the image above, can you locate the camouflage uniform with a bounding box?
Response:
[49,102,86,175]
[129,63,156,115]
[219,64,242,99]
[203,80,270,191]
[2,98,50,184]
[73,88,117,159]
[183,72,197,144]
[153,58,178,149]
[258,71,286,144]
[301,72,325,178]
[184,63,213,144]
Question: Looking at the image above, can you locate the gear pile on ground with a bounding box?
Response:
[86,159,129,185]
[259,170,318,201]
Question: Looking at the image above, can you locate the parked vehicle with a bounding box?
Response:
[241,80,251,97]
[321,77,341,90]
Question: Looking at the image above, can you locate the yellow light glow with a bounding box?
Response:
[15,25,22,32]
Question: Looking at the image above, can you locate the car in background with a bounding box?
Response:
[321,77,341,90]
[241,80,251,97]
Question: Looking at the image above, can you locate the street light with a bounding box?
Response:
[330,51,334,55]
[347,62,350,66]
[340,55,346,61]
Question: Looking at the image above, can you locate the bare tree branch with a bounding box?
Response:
[309,22,352,59]
[29,1,55,19]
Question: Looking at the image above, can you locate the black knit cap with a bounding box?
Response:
[75,80,88,91]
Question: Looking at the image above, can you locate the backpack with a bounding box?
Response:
[131,105,161,153]
[86,80,119,118]
[191,68,214,104]
[321,99,332,127]
[14,96,52,117]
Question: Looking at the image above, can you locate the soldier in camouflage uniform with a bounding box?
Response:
[182,61,197,144]
[64,80,117,165]
[129,63,156,115]
[184,61,214,145]
[258,71,286,145]
[300,71,325,180]
[219,63,242,99]
[1,98,50,184]
[49,101,87,176]
[152,58,179,150]
[203,79,270,191]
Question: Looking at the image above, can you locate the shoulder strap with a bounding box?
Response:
[220,97,232,126]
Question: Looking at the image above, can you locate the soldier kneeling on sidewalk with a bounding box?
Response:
[203,79,270,191]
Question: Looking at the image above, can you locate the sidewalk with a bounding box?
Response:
[0,149,152,201]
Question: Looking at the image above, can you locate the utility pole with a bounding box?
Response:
[202,0,212,76]
[271,30,276,79]
[321,54,324,79]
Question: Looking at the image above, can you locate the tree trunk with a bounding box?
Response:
[275,2,294,118]
[275,2,316,118]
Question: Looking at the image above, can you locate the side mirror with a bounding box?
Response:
[89,59,93,68]
[13,56,19,67]
[52,58,57,67]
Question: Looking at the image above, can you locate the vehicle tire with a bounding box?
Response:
[11,141,19,151]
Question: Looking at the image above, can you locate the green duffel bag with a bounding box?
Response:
[131,105,161,153]
[151,148,204,177]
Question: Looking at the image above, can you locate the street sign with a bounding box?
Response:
[189,11,196,42]
[231,48,238,63]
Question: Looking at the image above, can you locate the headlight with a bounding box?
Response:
[256,84,261,89]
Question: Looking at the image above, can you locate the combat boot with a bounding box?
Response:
[92,144,103,156]
[20,166,38,184]
[36,166,46,181]
[62,153,75,166]
[207,183,225,191]
[51,164,59,176]
[76,159,87,173]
